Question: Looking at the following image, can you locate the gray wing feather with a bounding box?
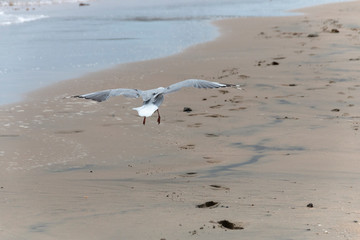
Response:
[74,88,140,102]
[164,79,227,95]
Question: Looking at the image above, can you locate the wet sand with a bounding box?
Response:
[1,1,360,239]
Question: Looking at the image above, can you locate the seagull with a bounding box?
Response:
[73,79,237,125]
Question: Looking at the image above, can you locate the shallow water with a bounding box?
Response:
[0,0,350,105]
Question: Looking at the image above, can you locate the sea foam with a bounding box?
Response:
[0,11,47,25]
[0,0,86,7]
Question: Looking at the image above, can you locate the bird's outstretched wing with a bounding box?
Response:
[163,79,229,95]
[73,88,140,102]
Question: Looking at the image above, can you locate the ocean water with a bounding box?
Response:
[0,0,349,105]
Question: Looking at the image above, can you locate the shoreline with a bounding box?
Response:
[1,1,360,239]
[20,0,354,104]
[0,0,353,106]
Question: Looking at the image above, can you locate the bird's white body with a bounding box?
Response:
[74,79,236,124]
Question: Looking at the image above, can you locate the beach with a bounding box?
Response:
[1,0,360,239]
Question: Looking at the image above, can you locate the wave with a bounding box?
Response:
[122,16,214,22]
[0,11,48,25]
[0,0,88,7]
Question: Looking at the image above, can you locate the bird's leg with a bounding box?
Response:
[157,109,161,124]
[143,117,146,125]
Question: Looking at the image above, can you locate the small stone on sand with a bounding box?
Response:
[217,220,244,230]
[197,201,219,209]
[307,33,319,38]
[183,107,192,112]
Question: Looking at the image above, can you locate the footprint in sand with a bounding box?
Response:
[276,116,299,120]
[256,58,284,67]
[54,130,84,134]
[175,119,185,123]
[0,134,20,137]
[218,89,229,94]
[225,95,243,103]
[102,123,123,127]
[205,158,222,164]
[188,113,207,117]
[307,33,319,38]
[306,87,327,91]
[258,31,272,39]
[180,172,198,177]
[217,68,245,80]
[210,184,230,191]
[280,32,304,38]
[205,114,228,118]
[209,104,224,109]
[188,113,228,118]
[349,57,360,61]
[281,83,297,87]
[228,107,247,111]
[179,144,195,150]
[187,123,202,128]
[205,133,219,137]
[322,19,342,33]
[203,156,221,163]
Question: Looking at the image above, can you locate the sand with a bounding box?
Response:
[1,1,360,239]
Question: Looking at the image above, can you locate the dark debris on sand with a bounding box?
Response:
[197,201,219,209]
[217,220,244,230]
[307,33,319,38]
[307,203,314,208]
[183,107,193,112]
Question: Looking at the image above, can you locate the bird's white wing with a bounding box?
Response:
[163,79,228,95]
[74,88,140,102]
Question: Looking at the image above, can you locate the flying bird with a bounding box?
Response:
[73,79,237,125]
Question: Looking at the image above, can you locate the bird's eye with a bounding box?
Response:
[152,93,156,96]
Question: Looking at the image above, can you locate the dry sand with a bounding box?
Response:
[1,1,360,239]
